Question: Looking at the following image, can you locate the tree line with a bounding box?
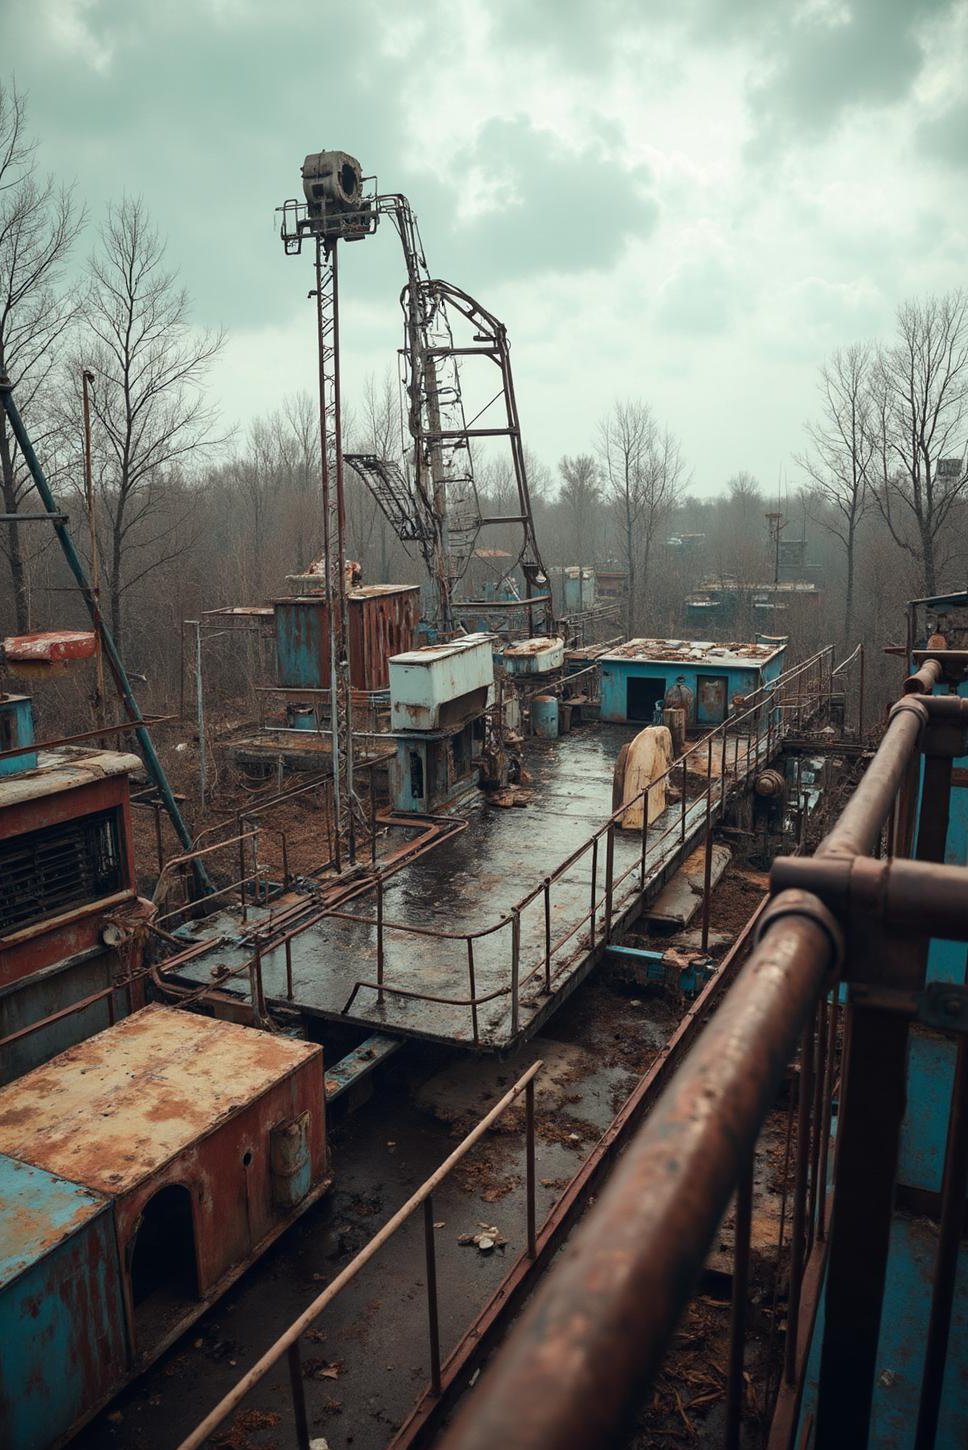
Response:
[2,79,967,731]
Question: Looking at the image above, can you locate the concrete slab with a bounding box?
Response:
[645,842,731,927]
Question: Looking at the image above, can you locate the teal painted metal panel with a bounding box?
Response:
[796,1213,968,1449]
[599,659,777,724]
[0,1153,128,1450]
[0,694,37,776]
[274,599,326,689]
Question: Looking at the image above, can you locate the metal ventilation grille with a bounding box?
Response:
[0,809,123,936]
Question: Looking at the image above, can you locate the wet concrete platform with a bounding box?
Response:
[173,723,728,1050]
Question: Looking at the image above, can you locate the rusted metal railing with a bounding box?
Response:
[434,658,968,1450]
[152,648,844,1046]
[176,1062,543,1450]
[334,648,839,1042]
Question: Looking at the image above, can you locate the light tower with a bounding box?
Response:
[278,152,378,869]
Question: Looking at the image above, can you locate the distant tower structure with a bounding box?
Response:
[278,150,378,869]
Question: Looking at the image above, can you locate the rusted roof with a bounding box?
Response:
[348,584,421,599]
[502,636,565,658]
[599,637,784,667]
[0,746,142,806]
[2,629,97,663]
[0,1006,322,1196]
[391,632,494,665]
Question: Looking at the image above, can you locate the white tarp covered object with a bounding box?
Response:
[612,725,674,831]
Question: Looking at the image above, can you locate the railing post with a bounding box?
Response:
[701,736,714,953]
[285,938,294,1001]
[423,1196,442,1396]
[239,826,247,921]
[510,910,521,1037]
[287,1341,311,1450]
[542,879,551,993]
[858,641,866,738]
[526,1076,537,1259]
[370,776,377,866]
[785,1013,815,1385]
[604,823,615,942]
[640,786,649,884]
[376,875,385,1006]
[680,759,687,846]
[589,838,598,949]
[467,937,479,1045]
[724,1152,754,1450]
[816,992,838,1242]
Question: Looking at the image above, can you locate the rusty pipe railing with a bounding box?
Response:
[436,652,939,1450]
[436,897,842,1450]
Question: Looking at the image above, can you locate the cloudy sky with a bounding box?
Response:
[3,0,967,495]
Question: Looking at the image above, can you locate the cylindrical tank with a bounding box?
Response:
[532,694,559,739]
[754,768,786,799]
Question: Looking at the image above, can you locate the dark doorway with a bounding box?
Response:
[626,676,666,724]
[130,1184,198,1347]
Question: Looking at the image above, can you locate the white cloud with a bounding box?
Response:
[39,0,113,72]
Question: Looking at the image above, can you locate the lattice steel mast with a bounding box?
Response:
[279,152,377,869]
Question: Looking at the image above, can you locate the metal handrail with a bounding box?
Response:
[177,1061,543,1450]
[333,650,839,1037]
[435,660,957,1450]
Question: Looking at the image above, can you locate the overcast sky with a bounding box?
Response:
[3,0,967,496]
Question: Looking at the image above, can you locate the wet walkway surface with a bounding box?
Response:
[173,723,723,1048]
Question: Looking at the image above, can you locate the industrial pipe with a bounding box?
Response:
[436,898,840,1450]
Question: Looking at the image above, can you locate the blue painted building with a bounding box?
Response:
[598,637,786,727]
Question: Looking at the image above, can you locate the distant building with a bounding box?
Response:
[598,637,786,727]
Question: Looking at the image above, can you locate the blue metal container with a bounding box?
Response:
[0,1152,127,1450]
[0,694,37,776]
[532,695,559,739]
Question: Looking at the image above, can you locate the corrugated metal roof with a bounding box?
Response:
[0,747,142,808]
[0,1007,322,1196]
[0,1152,107,1286]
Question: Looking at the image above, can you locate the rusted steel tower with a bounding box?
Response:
[278,152,377,868]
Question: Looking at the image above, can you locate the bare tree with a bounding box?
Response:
[80,195,223,652]
[558,453,599,569]
[597,400,686,634]
[796,342,875,642]
[0,80,84,630]
[871,291,968,597]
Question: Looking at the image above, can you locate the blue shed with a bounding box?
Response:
[598,637,786,727]
[0,1152,127,1450]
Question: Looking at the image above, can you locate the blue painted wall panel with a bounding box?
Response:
[0,1154,128,1450]
[600,658,780,724]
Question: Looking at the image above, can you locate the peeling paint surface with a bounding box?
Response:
[0,1152,127,1450]
[0,1005,321,1194]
